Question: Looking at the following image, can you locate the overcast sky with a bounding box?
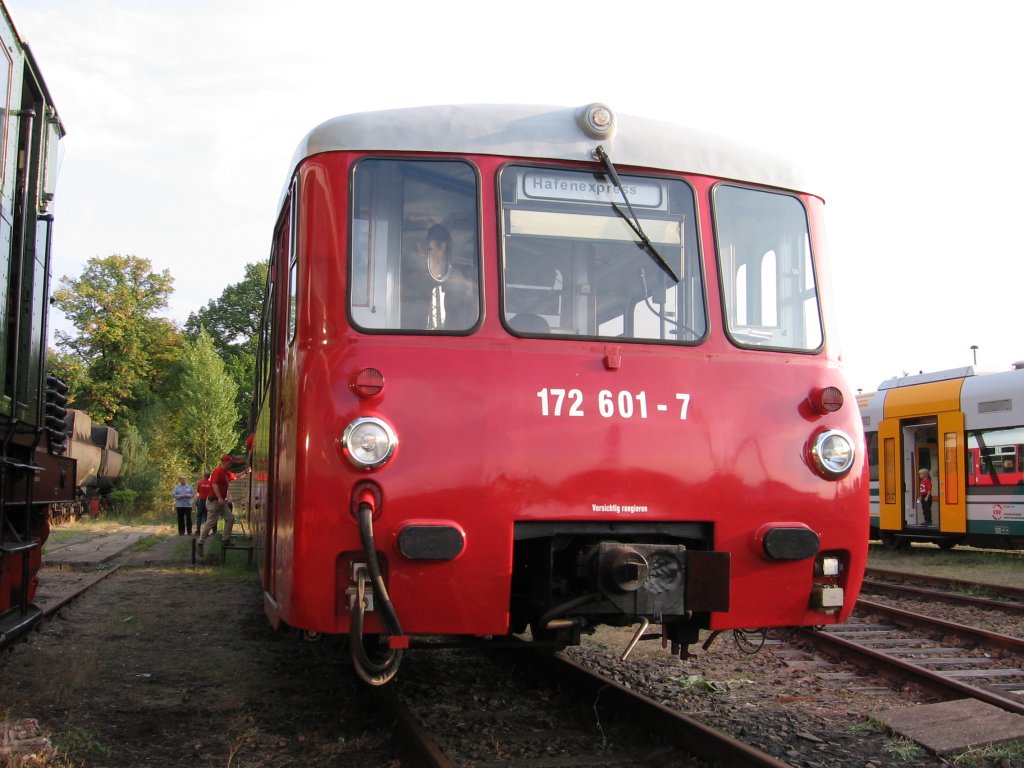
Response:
[7,0,1022,393]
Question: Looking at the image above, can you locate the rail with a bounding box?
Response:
[805,607,1024,717]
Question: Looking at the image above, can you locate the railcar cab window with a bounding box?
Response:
[499,166,704,342]
[714,185,823,351]
[350,159,480,333]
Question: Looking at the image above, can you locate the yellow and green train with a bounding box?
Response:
[858,364,1024,551]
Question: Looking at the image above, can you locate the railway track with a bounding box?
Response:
[17,530,1018,764]
[2,525,178,650]
[0,566,119,649]
[386,644,792,768]
[862,567,1024,613]
[857,597,1024,652]
[805,602,1024,717]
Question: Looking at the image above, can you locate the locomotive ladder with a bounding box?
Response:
[0,417,45,643]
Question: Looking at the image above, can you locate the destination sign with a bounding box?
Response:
[520,171,665,209]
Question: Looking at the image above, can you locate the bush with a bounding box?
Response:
[106,488,139,518]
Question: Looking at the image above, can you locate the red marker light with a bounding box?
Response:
[809,386,843,414]
[351,368,385,398]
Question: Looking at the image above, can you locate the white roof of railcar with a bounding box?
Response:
[878,367,979,390]
[860,364,1024,433]
[961,365,1024,431]
[283,104,816,203]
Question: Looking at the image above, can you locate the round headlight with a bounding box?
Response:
[342,417,397,469]
[809,429,855,479]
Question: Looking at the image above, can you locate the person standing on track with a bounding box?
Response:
[196,455,248,556]
[172,475,195,536]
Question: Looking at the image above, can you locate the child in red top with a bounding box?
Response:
[917,469,933,526]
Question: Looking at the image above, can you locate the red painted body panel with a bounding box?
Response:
[251,150,868,640]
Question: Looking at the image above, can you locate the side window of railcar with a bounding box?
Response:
[39,114,61,210]
[714,186,823,351]
[350,159,480,333]
[865,430,879,483]
[0,44,9,187]
[287,184,298,343]
[257,276,273,401]
[256,210,286,402]
[499,166,704,343]
[966,426,1024,485]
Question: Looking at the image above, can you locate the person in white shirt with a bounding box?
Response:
[172,475,195,536]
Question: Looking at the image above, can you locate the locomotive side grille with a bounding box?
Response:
[44,376,69,454]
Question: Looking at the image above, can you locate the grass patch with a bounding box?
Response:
[868,545,1024,588]
[128,534,163,552]
[91,517,177,536]
[51,725,112,759]
[60,510,176,529]
[846,718,884,735]
[883,736,924,760]
[45,528,82,543]
[173,537,195,558]
[203,562,257,580]
[195,535,256,575]
[949,739,1024,765]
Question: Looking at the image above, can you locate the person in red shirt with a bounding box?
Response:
[917,468,933,526]
[196,455,248,555]
[194,472,213,535]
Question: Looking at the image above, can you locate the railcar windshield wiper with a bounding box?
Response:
[594,145,680,283]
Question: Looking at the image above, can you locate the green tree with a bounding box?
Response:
[118,422,160,513]
[171,329,240,471]
[45,348,89,407]
[119,409,188,516]
[184,261,266,430]
[52,254,182,424]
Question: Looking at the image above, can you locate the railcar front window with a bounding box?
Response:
[714,185,822,351]
[499,166,704,342]
[350,159,480,333]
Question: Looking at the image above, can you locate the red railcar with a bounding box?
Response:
[250,104,867,683]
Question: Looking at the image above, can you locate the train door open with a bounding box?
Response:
[877,377,967,540]
[907,414,968,534]
[883,412,967,536]
[901,422,937,527]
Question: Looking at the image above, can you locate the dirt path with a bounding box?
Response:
[2,561,410,766]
